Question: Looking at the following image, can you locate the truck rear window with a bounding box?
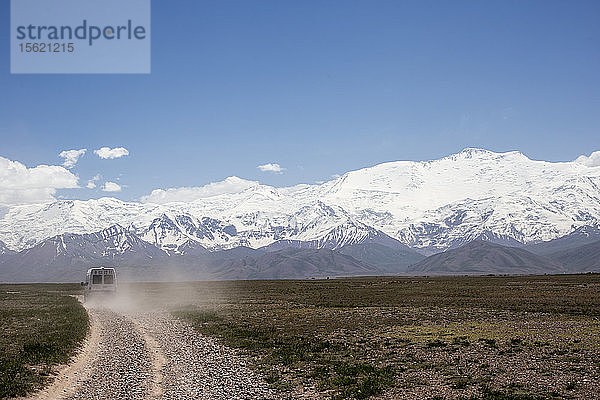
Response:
[92,275,102,284]
[104,275,114,284]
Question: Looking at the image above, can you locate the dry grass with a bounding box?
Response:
[155,274,600,399]
[0,284,88,398]
[2,275,599,399]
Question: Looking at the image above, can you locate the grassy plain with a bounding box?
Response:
[152,275,600,399]
[1,275,599,399]
[0,284,88,398]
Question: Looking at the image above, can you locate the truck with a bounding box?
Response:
[83,267,117,302]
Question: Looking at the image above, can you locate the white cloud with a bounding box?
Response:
[86,174,101,189]
[0,156,79,205]
[94,147,129,159]
[574,151,600,167]
[59,148,87,168]
[102,181,122,192]
[257,163,285,173]
[141,176,258,204]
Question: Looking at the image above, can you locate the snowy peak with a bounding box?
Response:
[313,222,392,250]
[140,213,236,254]
[322,148,547,199]
[444,147,526,161]
[1,148,599,255]
[264,202,405,251]
[142,176,260,204]
[142,214,192,253]
[90,224,151,256]
[0,240,14,256]
[97,224,127,240]
[311,148,600,250]
[17,224,167,268]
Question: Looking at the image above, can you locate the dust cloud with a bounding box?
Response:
[83,265,224,314]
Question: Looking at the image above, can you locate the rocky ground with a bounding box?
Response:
[31,302,290,400]
[133,312,283,400]
[22,277,600,400]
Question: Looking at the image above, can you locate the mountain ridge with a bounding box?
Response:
[408,240,565,275]
[0,225,383,282]
[0,225,594,282]
[525,225,600,256]
[1,148,599,259]
[548,240,600,272]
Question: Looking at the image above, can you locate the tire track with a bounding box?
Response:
[130,318,166,399]
[27,303,101,400]
[66,307,152,400]
[27,301,305,400]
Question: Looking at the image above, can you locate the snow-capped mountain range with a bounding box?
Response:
[1,148,600,256]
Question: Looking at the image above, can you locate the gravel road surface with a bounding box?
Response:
[33,301,287,400]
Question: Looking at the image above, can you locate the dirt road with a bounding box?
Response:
[32,301,285,400]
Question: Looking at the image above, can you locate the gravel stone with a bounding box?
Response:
[55,304,290,399]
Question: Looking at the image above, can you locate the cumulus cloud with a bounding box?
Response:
[94,147,129,159]
[574,151,600,167]
[102,181,122,192]
[141,176,258,204]
[86,174,101,189]
[59,148,87,168]
[257,163,285,173]
[0,156,79,205]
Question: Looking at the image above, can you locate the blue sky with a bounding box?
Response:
[1,0,599,203]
